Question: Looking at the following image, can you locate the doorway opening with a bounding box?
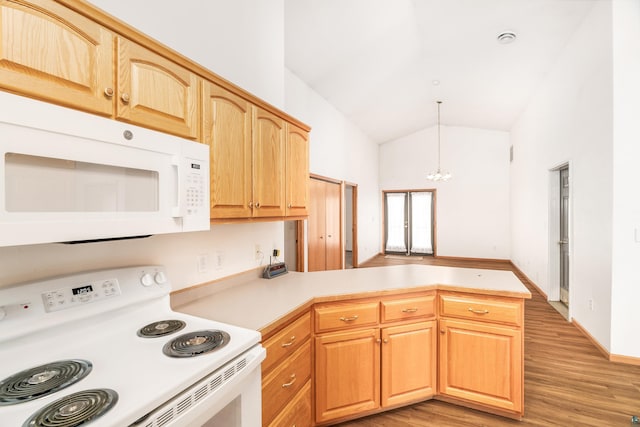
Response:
[383,190,436,257]
[548,164,570,320]
[344,183,358,268]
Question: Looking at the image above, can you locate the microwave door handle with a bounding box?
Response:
[171,156,185,218]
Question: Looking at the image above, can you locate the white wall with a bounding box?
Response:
[88,0,285,108]
[610,0,640,357]
[510,2,614,350]
[380,126,511,259]
[284,70,381,264]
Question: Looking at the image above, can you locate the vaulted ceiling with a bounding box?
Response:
[284,0,598,143]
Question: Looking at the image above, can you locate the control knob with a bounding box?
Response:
[140,273,154,287]
[154,271,167,285]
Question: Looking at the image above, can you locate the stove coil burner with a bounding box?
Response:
[163,330,230,358]
[0,360,92,406]
[22,388,118,427]
[137,319,186,338]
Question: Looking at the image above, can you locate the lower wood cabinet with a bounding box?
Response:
[314,296,437,425]
[261,311,312,427]
[269,380,312,427]
[314,328,381,423]
[263,290,525,425]
[381,321,437,408]
[438,318,523,414]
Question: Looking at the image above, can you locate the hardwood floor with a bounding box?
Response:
[336,255,640,427]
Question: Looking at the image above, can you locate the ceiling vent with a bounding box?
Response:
[497,31,517,44]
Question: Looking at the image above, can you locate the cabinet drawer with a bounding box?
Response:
[262,312,310,374]
[314,301,379,333]
[268,380,311,427]
[439,294,522,326]
[262,341,311,426]
[381,294,436,323]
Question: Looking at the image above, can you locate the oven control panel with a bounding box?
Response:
[41,279,122,313]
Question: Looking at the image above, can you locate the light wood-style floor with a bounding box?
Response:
[336,254,640,427]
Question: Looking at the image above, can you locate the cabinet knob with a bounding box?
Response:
[376,338,381,344]
[383,339,388,344]
[104,87,114,98]
[288,203,292,208]
[255,202,261,208]
[248,201,253,208]
[440,329,445,334]
[121,93,130,104]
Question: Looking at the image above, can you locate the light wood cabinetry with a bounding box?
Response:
[116,37,200,139]
[0,0,113,115]
[313,294,437,425]
[269,380,312,427]
[381,321,437,408]
[438,293,524,416]
[203,81,253,219]
[315,327,381,423]
[261,312,312,427]
[285,124,310,217]
[203,81,299,220]
[308,178,342,271]
[252,107,286,218]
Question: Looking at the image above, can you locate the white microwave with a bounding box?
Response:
[0,92,210,247]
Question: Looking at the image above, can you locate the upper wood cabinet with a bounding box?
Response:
[0,0,113,115]
[203,81,253,219]
[204,82,293,220]
[116,37,200,139]
[252,107,286,218]
[285,124,309,217]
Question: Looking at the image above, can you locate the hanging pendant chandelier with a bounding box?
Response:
[427,100,452,182]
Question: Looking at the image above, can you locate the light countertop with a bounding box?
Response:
[172,264,531,334]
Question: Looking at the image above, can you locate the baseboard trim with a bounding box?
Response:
[571,319,611,360]
[435,255,510,263]
[609,353,640,366]
[571,319,640,365]
[508,262,548,299]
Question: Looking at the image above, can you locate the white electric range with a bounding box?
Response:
[0,265,265,427]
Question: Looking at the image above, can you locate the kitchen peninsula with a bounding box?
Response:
[173,264,531,426]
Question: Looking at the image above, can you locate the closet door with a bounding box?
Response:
[324,181,342,270]
[308,179,327,272]
[308,178,342,271]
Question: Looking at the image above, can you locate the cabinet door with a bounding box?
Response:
[381,321,436,407]
[308,178,327,272]
[439,318,523,413]
[315,328,380,423]
[117,37,199,139]
[285,124,309,217]
[252,107,285,217]
[203,81,252,218]
[0,0,113,115]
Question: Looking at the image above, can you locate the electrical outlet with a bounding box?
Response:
[255,244,262,261]
[588,298,594,311]
[197,254,208,274]
[213,251,223,270]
